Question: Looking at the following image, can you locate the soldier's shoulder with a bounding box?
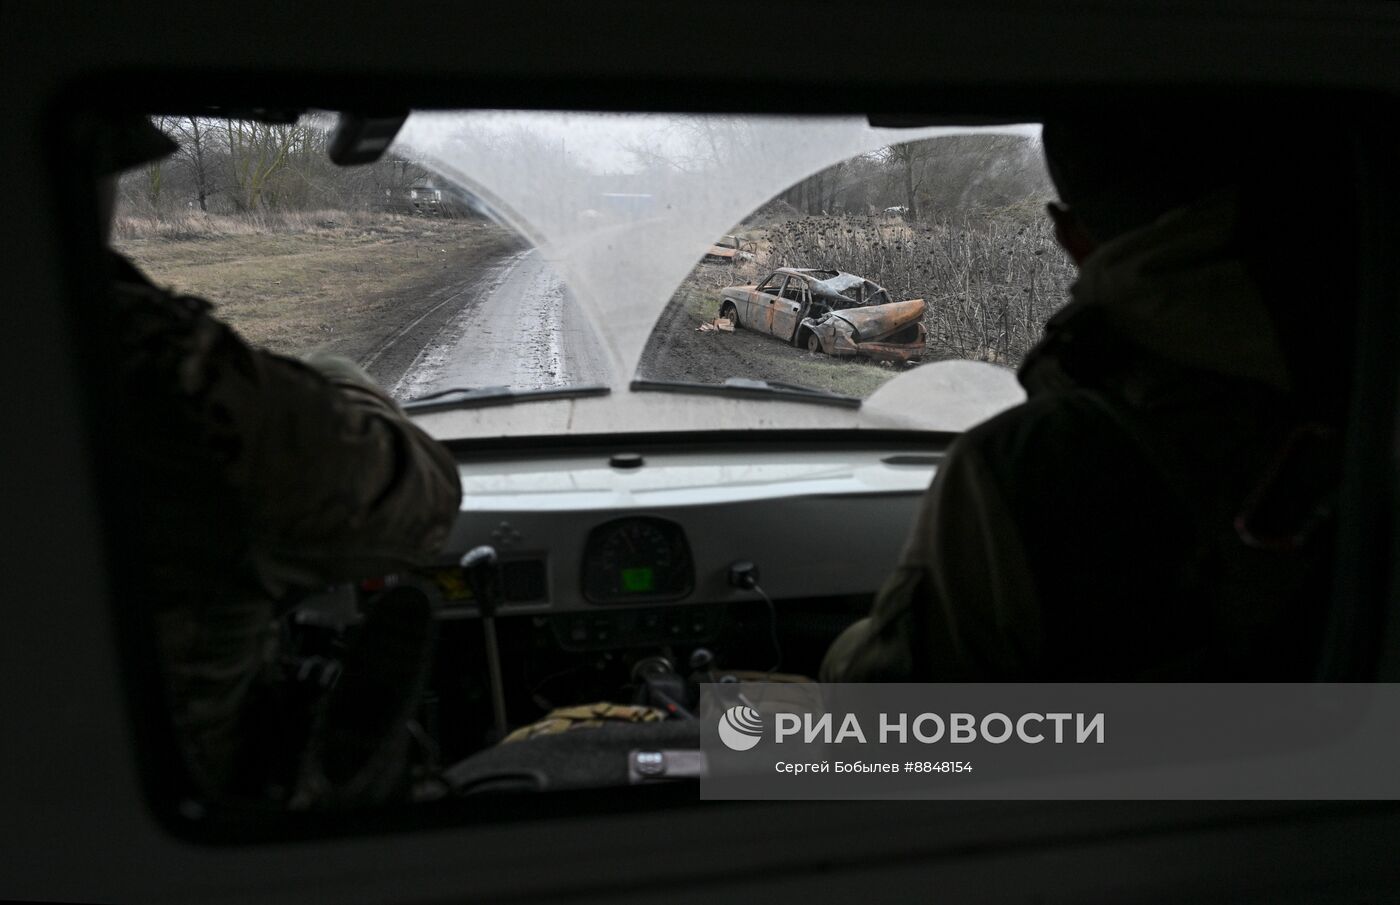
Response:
[110,271,213,332]
[108,266,255,401]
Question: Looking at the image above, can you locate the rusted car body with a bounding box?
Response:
[804,297,928,363]
[717,267,927,363]
[703,234,753,264]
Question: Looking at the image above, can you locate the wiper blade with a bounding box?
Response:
[403,384,610,414]
[629,377,861,409]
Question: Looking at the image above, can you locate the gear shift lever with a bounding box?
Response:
[460,545,509,740]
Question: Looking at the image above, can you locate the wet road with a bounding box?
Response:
[390,248,611,401]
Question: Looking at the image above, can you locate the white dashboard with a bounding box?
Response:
[435,445,942,618]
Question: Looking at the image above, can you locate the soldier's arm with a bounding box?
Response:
[186,331,462,587]
[112,256,460,586]
[820,434,1040,681]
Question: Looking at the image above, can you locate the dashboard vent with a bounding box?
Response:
[502,558,548,603]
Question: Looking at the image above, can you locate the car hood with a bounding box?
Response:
[830,298,927,341]
[410,359,1026,439]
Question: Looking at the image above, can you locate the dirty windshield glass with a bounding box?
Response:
[113,113,1070,435]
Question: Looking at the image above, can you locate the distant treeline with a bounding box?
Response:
[769,133,1055,222]
[117,116,467,218]
[121,118,1056,233]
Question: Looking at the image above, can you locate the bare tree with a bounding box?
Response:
[170,116,214,211]
[223,120,302,211]
[881,141,938,221]
[138,115,179,214]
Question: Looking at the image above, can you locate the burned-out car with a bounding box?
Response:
[702,234,754,263]
[717,267,927,363]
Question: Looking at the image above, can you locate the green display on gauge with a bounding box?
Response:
[621,567,655,592]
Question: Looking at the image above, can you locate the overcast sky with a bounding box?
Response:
[396,111,1041,176]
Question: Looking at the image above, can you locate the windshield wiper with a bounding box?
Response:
[629,377,861,409]
[403,384,610,414]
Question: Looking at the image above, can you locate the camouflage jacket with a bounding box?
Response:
[821,194,1334,682]
[106,253,462,796]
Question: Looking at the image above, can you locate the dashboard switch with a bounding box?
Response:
[550,604,721,650]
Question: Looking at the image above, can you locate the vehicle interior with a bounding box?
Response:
[6,2,1400,903]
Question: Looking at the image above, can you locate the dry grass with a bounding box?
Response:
[761,213,1076,367]
[112,208,394,242]
[112,211,522,360]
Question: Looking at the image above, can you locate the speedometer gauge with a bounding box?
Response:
[581,517,694,604]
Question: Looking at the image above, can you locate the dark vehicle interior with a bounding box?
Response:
[6,2,1400,903]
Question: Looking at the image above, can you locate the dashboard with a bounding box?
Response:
[426,442,936,635]
[299,440,942,656]
[450,445,933,592]
[258,436,942,800]
[288,438,945,765]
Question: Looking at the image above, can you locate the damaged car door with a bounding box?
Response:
[771,273,809,341]
[747,271,787,331]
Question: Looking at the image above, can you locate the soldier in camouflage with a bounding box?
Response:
[822,117,1353,683]
[97,118,461,806]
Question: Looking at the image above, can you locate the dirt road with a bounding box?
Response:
[386,248,611,401]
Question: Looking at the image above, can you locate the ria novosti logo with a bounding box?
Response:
[717,705,765,751]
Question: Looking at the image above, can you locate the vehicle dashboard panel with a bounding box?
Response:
[430,445,941,617]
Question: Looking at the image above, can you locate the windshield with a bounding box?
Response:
[114,112,1069,438]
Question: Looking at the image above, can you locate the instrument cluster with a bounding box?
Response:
[579,516,695,604]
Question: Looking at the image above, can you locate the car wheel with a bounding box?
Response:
[720,302,739,327]
[805,332,823,354]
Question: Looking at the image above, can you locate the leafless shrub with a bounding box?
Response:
[760,212,1075,367]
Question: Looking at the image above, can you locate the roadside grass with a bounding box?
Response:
[662,210,1067,396]
[677,282,718,320]
[113,208,391,242]
[759,212,1075,368]
[113,212,521,360]
[780,350,900,398]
